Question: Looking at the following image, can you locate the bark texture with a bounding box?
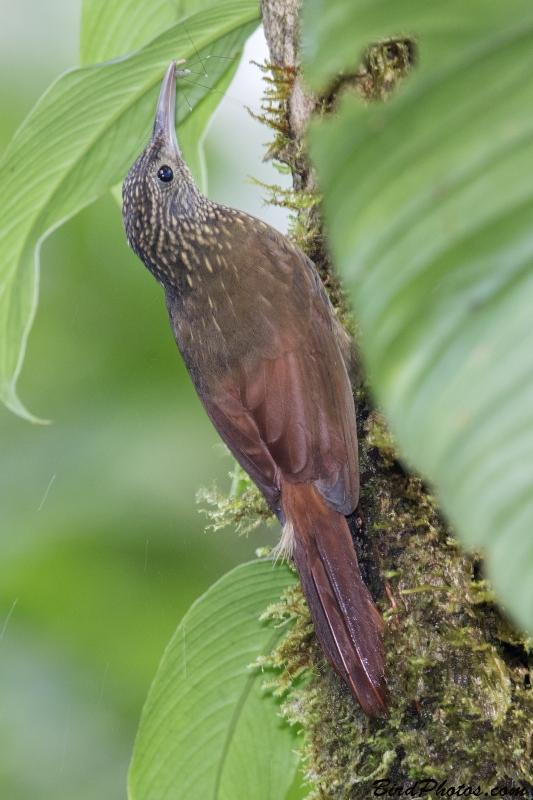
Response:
[256,1,533,797]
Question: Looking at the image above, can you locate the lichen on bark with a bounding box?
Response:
[200,1,533,795]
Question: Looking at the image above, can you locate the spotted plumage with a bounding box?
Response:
[122,62,389,717]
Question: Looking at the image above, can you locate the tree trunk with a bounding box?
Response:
[258,1,533,796]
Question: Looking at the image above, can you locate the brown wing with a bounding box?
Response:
[182,219,359,516]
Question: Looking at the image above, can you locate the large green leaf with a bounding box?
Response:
[304,0,533,632]
[128,560,300,800]
[175,0,227,21]
[0,0,259,421]
[80,0,176,65]
[76,0,231,65]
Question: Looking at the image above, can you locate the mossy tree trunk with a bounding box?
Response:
[257,0,533,796]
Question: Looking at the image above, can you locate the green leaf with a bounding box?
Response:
[80,0,176,66]
[305,0,533,632]
[80,0,236,67]
[175,0,228,22]
[0,0,259,420]
[84,0,237,50]
[128,560,300,800]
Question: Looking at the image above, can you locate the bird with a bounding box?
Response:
[122,60,389,718]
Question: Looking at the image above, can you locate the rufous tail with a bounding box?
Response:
[281,481,389,718]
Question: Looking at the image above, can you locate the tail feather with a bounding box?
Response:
[282,481,389,718]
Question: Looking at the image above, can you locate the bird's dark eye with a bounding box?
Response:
[157,165,173,183]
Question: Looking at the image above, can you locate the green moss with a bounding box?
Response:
[321,38,417,108]
[256,581,314,696]
[196,457,277,536]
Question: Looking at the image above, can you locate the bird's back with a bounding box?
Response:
[161,204,359,517]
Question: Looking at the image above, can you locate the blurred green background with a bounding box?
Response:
[0,2,290,797]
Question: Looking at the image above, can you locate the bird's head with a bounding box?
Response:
[122,61,201,269]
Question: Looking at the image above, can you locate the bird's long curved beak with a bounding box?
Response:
[152,60,189,155]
